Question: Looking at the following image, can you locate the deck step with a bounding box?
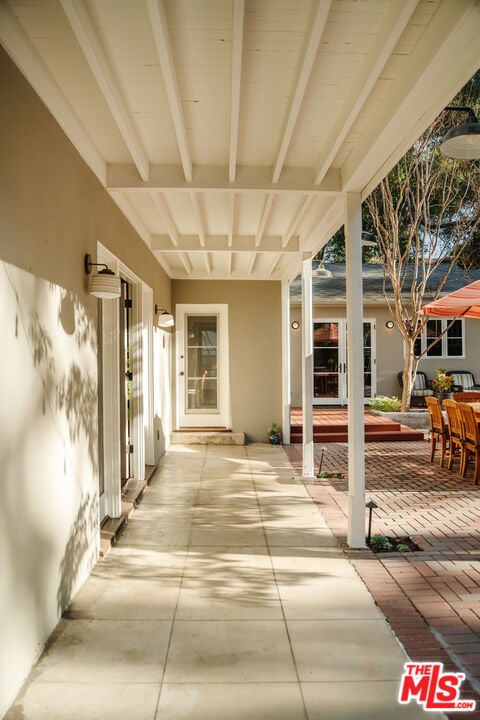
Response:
[290,407,425,444]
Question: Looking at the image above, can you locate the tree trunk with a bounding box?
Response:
[400,342,417,412]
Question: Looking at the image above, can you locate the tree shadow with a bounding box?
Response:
[57,492,98,616]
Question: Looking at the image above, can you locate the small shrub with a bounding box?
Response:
[397,543,411,553]
[369,395,402,412]
[369,533,393,552]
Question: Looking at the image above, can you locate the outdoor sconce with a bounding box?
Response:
[440,106,480,160]
[155,305,174,328]
[385,320,395,329]
[84,254,121,299]
[291,320,300,330]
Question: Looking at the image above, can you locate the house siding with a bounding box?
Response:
[0,48,171,716]
[172,280,282,442]
[290,302,480,405]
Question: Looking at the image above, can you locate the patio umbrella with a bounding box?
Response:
[422,279,480,319]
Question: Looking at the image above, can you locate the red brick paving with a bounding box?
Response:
[284,437,480,719]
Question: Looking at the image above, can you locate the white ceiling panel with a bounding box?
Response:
[2,0,479,282]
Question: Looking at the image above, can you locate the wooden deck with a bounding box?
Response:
[290,407,425,443]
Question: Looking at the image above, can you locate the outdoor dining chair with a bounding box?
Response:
[443,400,465,474]
[425,396,448,467]
[457,402,480,485]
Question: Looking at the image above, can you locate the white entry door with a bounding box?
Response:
[176,304,231,428]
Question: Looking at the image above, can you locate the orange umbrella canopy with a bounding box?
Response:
[422,280,480,319]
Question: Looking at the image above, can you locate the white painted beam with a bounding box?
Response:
[189,193,206,247]
[272,1,332,183]
[179,253,193,276]
[109,191,152,247]
[60,0,150,182]
[255,194,274,247]
[314,0,419,185]
[0,3,106,185]
[343,0,480,194]
[283,196,314,248]
[228,194,236,248]
[151,235,299,253]
[146,0,193,182]
[149,192,178,246]
[229,0,245,183]
[107,164,342,195]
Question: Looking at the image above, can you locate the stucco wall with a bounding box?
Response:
[172,280,282,442]
[0,48,171,717]
[290,302,480,405]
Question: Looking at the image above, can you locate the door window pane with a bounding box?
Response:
[186,316,218,410]
[313,322,339,398]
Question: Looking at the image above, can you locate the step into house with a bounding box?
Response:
[290,408,425,444]
[171,428,245,445]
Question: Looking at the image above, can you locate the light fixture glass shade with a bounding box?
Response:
[361,231,377,247]
[440,122,480,159]
[157,311,174,328]
[89,270,121,299]
[312,262,333,278]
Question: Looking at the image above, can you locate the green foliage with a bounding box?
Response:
[397,543,411,553]
[369,534,392,552]
[369,396,402,412]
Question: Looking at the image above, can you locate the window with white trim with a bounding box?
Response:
[414,318,464,358]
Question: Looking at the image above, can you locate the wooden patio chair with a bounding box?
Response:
[443,400,465,474]
[425,396,448,467]
[457,402,480,484]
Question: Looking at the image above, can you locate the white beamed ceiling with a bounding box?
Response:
[2,0,479,281]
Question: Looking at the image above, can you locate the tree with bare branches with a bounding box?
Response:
[366,86,480,410]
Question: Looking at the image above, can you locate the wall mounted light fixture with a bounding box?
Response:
[440,106,480,159]
[84,254,121,299]
[155,305,174,327]
[385,320,395,329]
[291,320,300,330]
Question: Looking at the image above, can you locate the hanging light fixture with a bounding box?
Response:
[84,254,121,299]
[361,231,378,247]
[440,106,480,160]
[312,260,333,278]
[155,305,174,327]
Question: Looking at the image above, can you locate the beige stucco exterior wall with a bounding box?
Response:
[290,301,480,405]
[0,48,171,717]
[172,280,282,442]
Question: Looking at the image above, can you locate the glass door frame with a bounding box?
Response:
[312,317,376,406]
[175,303,231,428]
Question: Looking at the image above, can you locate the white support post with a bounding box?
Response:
[345,193,366,548]
[281,280,291,445]
[302,257,314,477]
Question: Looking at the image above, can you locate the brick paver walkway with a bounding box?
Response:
[285,438,480,720]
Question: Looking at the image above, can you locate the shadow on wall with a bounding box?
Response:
[57,491,98,615]
[26,288,99,472]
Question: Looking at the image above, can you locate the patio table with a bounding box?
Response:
[466,402,480,422]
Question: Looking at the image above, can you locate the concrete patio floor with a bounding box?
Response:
[4,442,446,720]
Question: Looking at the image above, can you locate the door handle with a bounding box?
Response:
[179,371,184,376]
